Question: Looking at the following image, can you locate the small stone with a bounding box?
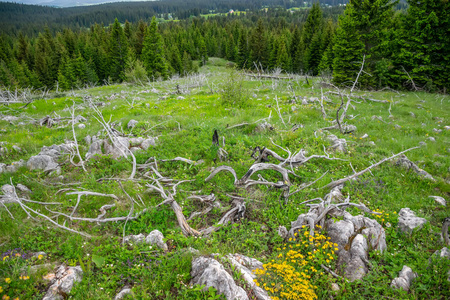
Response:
[419,141,427,146]
[141,138,156,150]
[444,126,450,130]
[433,128,442,133]
[114,288,132,300]
[361,134,369,139]
[84,135,92,145]
[145,103,150,108]
[12,145,22,152]
[16,184,31,193]
[123,234,145,244]
[177,96,185,100]
[78,124,86,129]
[428,137,436,142]
[395,124,401,129]
[410,112,416,118]
[130,147,141,153]
[146,230,168,251]
[291,106,297,112]
[127,120,138,129]
[368,141,376,146]
[331,283,340,292]
[391,265,417,291]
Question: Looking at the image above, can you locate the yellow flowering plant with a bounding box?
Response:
[253,227,337,300]
[0,249,42,299]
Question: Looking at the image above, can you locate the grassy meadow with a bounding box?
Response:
[0,58,449,299]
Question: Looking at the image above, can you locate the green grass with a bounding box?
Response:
[0,58,449,299]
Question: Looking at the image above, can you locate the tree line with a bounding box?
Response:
[0,0,448,91]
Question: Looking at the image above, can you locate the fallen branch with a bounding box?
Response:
[324,146,420,190]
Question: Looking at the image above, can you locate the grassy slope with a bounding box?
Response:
[0,58,449,299]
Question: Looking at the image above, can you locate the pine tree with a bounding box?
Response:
[108,18,129,82]
[142,16,169,80]
[236,29,249,69]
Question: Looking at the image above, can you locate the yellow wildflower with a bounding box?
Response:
[5,278,11,284]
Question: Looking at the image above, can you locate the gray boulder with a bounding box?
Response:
[146,230,168,251]
[398,208,427,234]
[391,266,417,291]
[141,138,156,150]
[326,211,386,282]
[226,254,270,300]
[42,265,83,300]
[191,256,248,300]
[0,163,6,173]
[395,155,435,181]
[114,287,132,300]
[127,120,138,129]
[6,159,26,173]
[85,138,104,160]
[123,234,146,245]
[27,155,59,172]
[429,196,446,206]
[104,137,130,159]
[327,134,347,153]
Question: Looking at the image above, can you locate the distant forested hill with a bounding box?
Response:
[0,0,347,35]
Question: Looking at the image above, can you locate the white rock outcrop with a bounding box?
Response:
[397,208,427,234]
[42,265,83,300]
[191,256,248,300]
[391,265,417,291]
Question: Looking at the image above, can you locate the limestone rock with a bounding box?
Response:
[27,155,59,172]
[127,119,138,129]
[331,283,340,292]
[130,137,144,146]
[85,138,104,160]
[191,256,248,300]
[0,163,6,173]
[114,287,132,300]
[398,208,427,234]
[141,138,156,150]
[391,265,417,291]
[42,265,83,300]
[4,159,26,173]
[326,212,386,282]
[395,155,435,181]
[16,184,31,193]
[429,196,446,206]
[84,135,92,146]
[428,137,436,142]
[104,137,130,159]
[123,234,146,245]
[327,134,347,153]
[78,124,86,129]
[177,96,185,100]
[226,254,271,300]
[146,230,168,251]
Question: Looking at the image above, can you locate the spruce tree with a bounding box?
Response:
[108,18,129,82]
[332,0,395,87]
[402,0,450,90]
[249,18,268,68]
[236,29,249,69]
[142,16,169,80]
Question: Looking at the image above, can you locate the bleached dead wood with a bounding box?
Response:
[443,218,450,246]
[87,97,137,179]
[324,146,420,190]
[70,102,87,173]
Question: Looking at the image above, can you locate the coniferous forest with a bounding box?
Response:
[0,0,448,92]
